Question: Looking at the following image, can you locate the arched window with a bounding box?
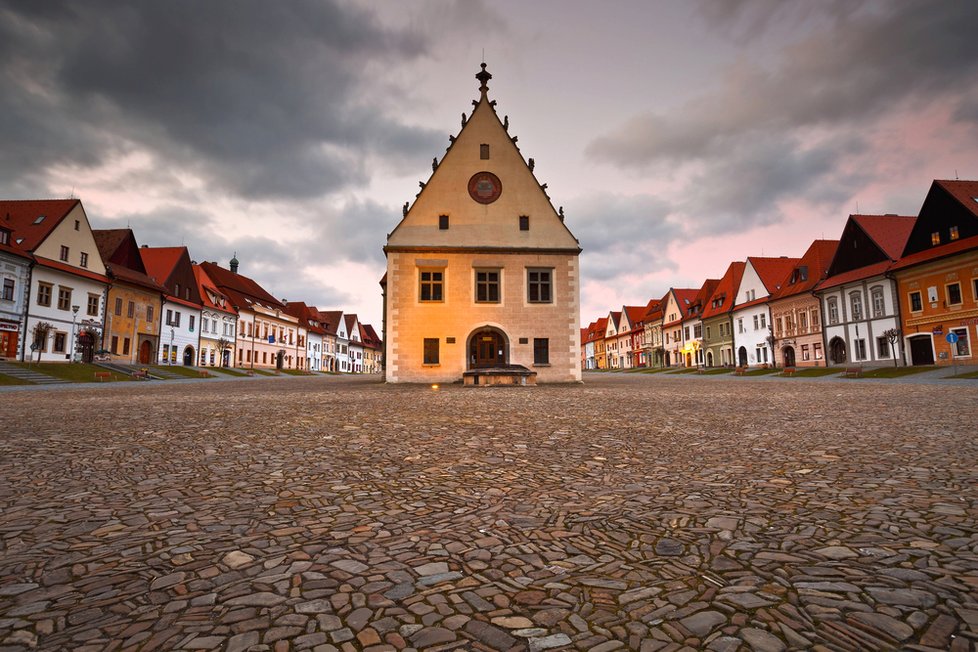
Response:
[827,297,839,325]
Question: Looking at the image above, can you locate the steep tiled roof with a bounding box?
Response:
[344,314,359,341]
[94,228,166,293]
[139,247,185,286]
[622,305,647,331]
[586,317,608,342]
[0,199,78,252]
[851,214,916,259]
[663,288,699,326]
[935,180,978,218]
[318,310,343,337]
[748,256,801,294]
[198,261,284,311]
[685,279,720,320]
[360,323,383,350]
[701,262,746,320]
[642,298,663,322]
[194,265,237,316]
[890,233,978,272]
[769,240,839,301]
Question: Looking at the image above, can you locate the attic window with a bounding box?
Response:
[438,215,449,230]
[33,215,45,224]
[519,215,529,231]
[931,231,941,246]
[799,265,808,281]
[74,220,80,231]
[949,226,959,241]
[480,144,490,160]
[0,229,8,245]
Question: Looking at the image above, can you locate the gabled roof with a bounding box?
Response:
[701,262,746,320]
[587,317,608,343]
[94,228,167,293]
[933,179,978,218]
[663,288,699,326]
[606,311,622,333]
[344,314,360,343]
[642,298,664,323]
[890,233,978,272]
[852,214,916,260]
[318,310,343,337]
[769,240,839,301]
[619,305,646,332]
[0,199,78,252]
[193,265,237,316]
[747,256,801,295]
[360,323,383,350]
[139,247,186,286]
[284,301,324,334]
[684,279,720,321]
[198,261,284,312]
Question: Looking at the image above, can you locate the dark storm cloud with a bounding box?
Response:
[0,0,442,199]
[586,2,978,224]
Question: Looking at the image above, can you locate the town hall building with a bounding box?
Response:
[382,64,582,383]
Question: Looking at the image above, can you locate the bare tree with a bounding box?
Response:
[882,328,901,367]
[30,321,53,365]
[216,337,232,367]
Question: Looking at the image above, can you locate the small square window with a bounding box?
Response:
[519,215,529,231]
[438,215,449,230]
[480,144,489,160]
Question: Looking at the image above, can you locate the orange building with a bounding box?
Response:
[890,180,978,365]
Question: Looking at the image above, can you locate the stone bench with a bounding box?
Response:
[844,367,862,378]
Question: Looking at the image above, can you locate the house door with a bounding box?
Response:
[829,337,846,364]
[276,350,284,369]
[469,329,506,368]
[139,340,152,364]
[908,335,934,365]
[78,332,95,363]
[738,346,748,367]
[783,346,796,367]
[0,331,17,358]
[183,346,194,366]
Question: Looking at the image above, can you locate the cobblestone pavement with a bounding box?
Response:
[1,375,976,652]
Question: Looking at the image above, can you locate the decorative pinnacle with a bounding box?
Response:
[476,62,492,97]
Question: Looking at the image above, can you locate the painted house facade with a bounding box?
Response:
[816,215,915,366]
[640,298,665,368]
[700,262,745,368]
[678,279,719,368]
[140,246,203,366]
[193,264,238,368]
[1,200,109,363]
[768,240,838,367]
[661,288,697,367]
[94,229,166,365]
[0,222,32,359]
[383,64,581,383]
[731,257,799,367]
[891,180,978,366]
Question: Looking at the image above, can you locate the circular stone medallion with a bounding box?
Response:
[468,171,502,204]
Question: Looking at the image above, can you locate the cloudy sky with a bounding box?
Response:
[2,1,977,327]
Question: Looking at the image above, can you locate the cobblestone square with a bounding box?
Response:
[1,375,976,651]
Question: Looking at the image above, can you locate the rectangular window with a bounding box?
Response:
[59,245,69,262]
[706,325,711,339]
[480,144,490,159]
[79,252,89,268]
[166,309,173,326]
[952,328,970,357]
[533,338,550,364]
[0,229,8,245]
[949,226,959,241]
[760,313,766,328]
[775,317,783,336]
[737,318,744,333]
[438,215,449,230]
[189,315,195,332]
[57,287,72,311]
[123,337,130,355]
[115,297,123,315]
[850,293,863,321]
[87,294,99,316]
[527,268,552,303]
[127,301,135,318]
[519,215,529,231]
[814,343,822,359]
[173,311,180,328]
[147,305,154,324]
[2,278,13,301]
[423,338,439,365]
[854,338,867,361]
[111,335,119,354]
[871,287,885,317]
[877,336,889,358]
[798,312,808,331]
[947,282,962,305]
[931,231,941,245]
[973,278,978,301]
[54,332,66,353]
[802,344,810,361]
[909,291,922,312]
[162,344,169,360]
[753,315,759,330]
[419,269,444,302]
[475,269,500,303]
[693,324,702,338]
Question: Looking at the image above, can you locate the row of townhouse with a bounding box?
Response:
[583,178,978,370]
[0,199,382,372]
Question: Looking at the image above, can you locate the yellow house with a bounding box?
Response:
[383,64,582,383]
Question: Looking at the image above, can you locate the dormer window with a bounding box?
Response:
[799,265,808,281]
[0,228,9,245]
[33,215,45,224]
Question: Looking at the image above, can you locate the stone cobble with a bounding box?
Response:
[0,374,976,651]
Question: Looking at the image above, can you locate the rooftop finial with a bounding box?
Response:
[476,62,492,98]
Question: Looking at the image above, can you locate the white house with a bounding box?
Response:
[816,214,915,366]
[0,200,109,363]
[345,314,363,373]
[193,264,238,368]
[730,257,798,367]
[0,226,32,360]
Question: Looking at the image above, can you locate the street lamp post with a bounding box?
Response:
[168,328,174,365]
[70,305,80,362]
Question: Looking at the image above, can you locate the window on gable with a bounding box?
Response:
[949,225,960,241]
[79,252,88,268]
[931,231,941,246]
[59,245,69,262]
[74,220,80,231]
[438,214,449,230]
[519,215,529,231]
[480,144,489,159]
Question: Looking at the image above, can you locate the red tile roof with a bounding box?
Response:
[934,180,978,218]
[622,305,647,331]
[890,233,978,272]
[747,256,801,294]
[94,229,168,293]
[34,256,108,284]
[851,214,916,259]
[663,288,699,326]
[344,314,359,341]
[769,240,839,301]
[360,323,383,350]
[685,279,720,321]
[642,298,663,322]
[816,260,892,291]
[0,199,79,252]
[198,261,284,311]
[194,265,237,316]
[318,310,343,337]
[139,247,186,286]
[700,262,746,320]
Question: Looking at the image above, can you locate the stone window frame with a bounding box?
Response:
[946,281,962,306]
[474,268,501,304]
[423,337,440,365]
[908,290,923,313]
[57,286,73,311]
[86,293,99,317]
[870,285,885,318]
[37,282,53,307]
[526,268,553,304]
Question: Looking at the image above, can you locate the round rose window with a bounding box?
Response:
[468,171,502,204]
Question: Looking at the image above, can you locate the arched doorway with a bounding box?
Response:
[908,335,934,365]
[183,345,195,366]
[78,331,95,363]
[706,351,714,367]
[783,346,796,367]
[738,346,748,367]
[829,337,846,364]
[468,327,508,368]
[139,340,152,364]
